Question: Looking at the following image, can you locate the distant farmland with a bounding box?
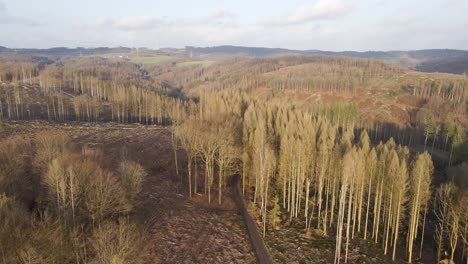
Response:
[176,60,215,68]
[130,56,172,64]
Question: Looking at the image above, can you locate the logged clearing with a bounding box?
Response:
[0,121,256,264]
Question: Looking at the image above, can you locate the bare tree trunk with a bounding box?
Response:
[392,196,401,261]
[194,158,198,194]
[364,175,372,240]
[218,166,223,205]
[305,179,310,229]
[345,180,354,263]
[419,207,427,258]
[188,157,192,198]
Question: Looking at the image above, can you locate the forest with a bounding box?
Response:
[0,52,467,263]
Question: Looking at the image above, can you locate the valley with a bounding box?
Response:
[0,48,466,264]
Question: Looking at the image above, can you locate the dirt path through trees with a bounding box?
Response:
[231,175,273,264]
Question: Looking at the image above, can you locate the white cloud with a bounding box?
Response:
[263,0,352,26]
[116,16,162,31]
[174,7,237,27]
[70,8,239,48]
[82,7,236,34]
[79,16,163,32]
[94,17,114,27]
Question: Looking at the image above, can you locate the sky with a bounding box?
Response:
[0,0,467,51]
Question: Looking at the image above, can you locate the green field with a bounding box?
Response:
[130,56,172,64]
[176,60,215,68]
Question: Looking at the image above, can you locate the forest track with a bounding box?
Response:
[231,175,273,264]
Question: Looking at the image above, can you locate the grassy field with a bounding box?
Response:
[176,60,215,68]
[130,56,172,64]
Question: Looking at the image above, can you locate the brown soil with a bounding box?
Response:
[1,121,256,264]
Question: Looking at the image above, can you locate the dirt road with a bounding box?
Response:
[231,175,273,264]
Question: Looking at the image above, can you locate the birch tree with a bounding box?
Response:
[407,152,433,263]
[175,121,200,197]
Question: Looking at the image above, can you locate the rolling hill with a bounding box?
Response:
[187,45,468,74]
[1,44,468,74]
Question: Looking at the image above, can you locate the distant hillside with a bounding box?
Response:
[415,55,468,74]
[186,45,304,56]
[0,46,133,56]
[1,45,467,74]
[187,46,468,74]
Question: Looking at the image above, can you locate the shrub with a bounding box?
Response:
[85,168,132,223]
[0,136,31,198]
[90,219,149,264]
[43,154,131,225]
[0,194,29,263]
[19,213,85,264]
[34,130,71,174]
[117,160,147,202]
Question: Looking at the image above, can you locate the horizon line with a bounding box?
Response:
[1,45,468,53]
